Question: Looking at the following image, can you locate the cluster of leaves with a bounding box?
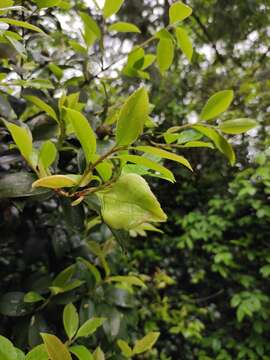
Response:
[0,0,260,359]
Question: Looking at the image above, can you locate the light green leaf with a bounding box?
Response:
[69,346,94,360]
[192,125,235,165]
[219,118,258,134]
[5,122,32,161]
[15,348,25,360]
[182,141,214,149]
[136,146,193,171]
[0,335,17,360]
[25,345,48,360]
[133,332,160,355]
[97,174,167,230]
[107,275,146,288]
[25,96,58,122]
[157,38,174,73]
[39,141,57,170]
[108,22,140,33]
[117,340,133,358]
[118,155,175,183]
[116,87,149,146]
[0,18,44,33]
[48,63,63,79]
[76,318,106,339]
[34,0,61,8]
[41,334,72,360]
[80,12,101,47]
[32,175,81,189]
[0,0,14,8]
[103,0,124,18]
[200,90,234,121]
[169,2,192,24]
[93,347,105,360]
[63,304,79,340]
[64,108,96,163]
[78,258,102,284]
[24,291,44,303]
[175,27,193,62]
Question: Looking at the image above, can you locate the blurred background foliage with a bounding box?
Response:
[0,0,270,359]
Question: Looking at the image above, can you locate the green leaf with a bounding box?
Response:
[97,174,167,230]
[80,12,101,47]
[118,154,175,182]
[108,22,141,33]
[107,275,146,288]
[25,344,49,360]
[116,87,149,146]
[69,346,94,360]
[169,2,192,24]
[39,141,57,170]
[0,335,17,360]
[53,265,76,287]
[25,95,58,122]
[103,0,124,18]
[192,124,236,165]
[5,122,32,161]
[200,90,234,121]
[78,258,102,284]
[175,27,193,62]
[32,175,81,189]
[117,340,133,358]
[157,38,174,73]
[219,118,258,134]
[136,146,193,171]
[24,292,44,303]
[48,63,63,80]
[63,304,79,340]
[65,108,96,163]
[0,18,44,33]
[182,141,214,149]
[76,318,106,339]
[41,333,72,360]
[0,172,49,199]
[133,332,160,355]
[34,0,61,8]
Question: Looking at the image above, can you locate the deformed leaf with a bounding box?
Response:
[169,2,192,24]
[136,146,193,171]
[116,87,149,146]
[32,175,81,189]
[219,118,258,134]
[108,22,141,33]
[133,332,160,355]
[41,333,72,360]
[97,174,167,230]
[200,90,234,121]
[103,0,124,18]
